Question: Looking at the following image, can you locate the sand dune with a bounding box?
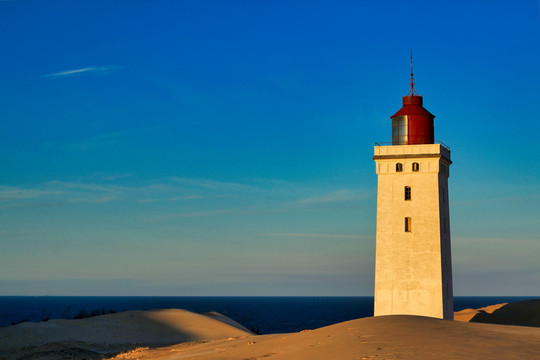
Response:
[0,309,253,359]
[108,315,540,360]
[454,302,507,322]
[2,302,540,360]
[455,299,540,327]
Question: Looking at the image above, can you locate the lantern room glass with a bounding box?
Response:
[392,115,408,145]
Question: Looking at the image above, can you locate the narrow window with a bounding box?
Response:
[405,217,412,232]
[412,162,419,172]
[404,186,411,200]
[396,163,403,172]
[442,189,446,203]
[443,218,447,233]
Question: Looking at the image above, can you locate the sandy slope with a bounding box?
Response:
[455,299,540,327]
[454,303,507,322]
[0,309,253,359]
[2,303,540,360]
[109,315,540,360]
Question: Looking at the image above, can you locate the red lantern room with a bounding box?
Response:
[391,57,434,145]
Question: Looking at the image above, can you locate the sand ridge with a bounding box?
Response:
[2,302,540,360]
[454,302,507,322]
[0,309,253,359]
[455,299,540,327]
[109,315,540,360]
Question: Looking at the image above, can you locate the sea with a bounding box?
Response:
[0,296,536,334]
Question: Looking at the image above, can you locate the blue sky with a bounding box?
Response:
[0,0,539,296]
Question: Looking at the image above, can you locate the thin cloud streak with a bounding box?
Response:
[262,233,374,239]
[0,181,131,207]
[169,177,257,192]
[63,131,128,150]
[295,189,369,205]
[43,65,119,78]
[452,195,537,205]
[0,187,63,200]
[137,195,202,203]
[172,209,233,217]
[45,67,95,77]
[47,180,132,193]
[0,177,249,209]
[0,178,373,218]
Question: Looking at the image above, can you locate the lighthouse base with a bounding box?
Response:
[373,144,453,320]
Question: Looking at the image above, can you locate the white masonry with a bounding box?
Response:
[373,143,453,319]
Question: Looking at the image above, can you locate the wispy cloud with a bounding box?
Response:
[295,189,368,205]
[453,195,534,205]
[452,236,540,273]
[172,209,233,217]
[0,187,63,201]
[137,195,202,203]
[93,173,133,182]
[47,180,131,193]
[45,67,94,77]
[63,131,131,151]
[43,65,119,79]
[0,177,373,220]
[169,177,257,192]
[0,176,244,209]
[261,233,373,239]
[0,181,129,208]
[59,127,164,151]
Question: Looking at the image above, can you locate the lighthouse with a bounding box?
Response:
[373,59,453,320]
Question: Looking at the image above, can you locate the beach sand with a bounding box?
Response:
[454,302,507,321]
[455,299,540,327]
[0,309,253,359]
[1,301,539,359]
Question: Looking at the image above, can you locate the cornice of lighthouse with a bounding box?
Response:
[373,144,451,164]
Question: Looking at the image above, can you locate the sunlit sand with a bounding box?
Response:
[1,301,539,360]
[454,302,507,322]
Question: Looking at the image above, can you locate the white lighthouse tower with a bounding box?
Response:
[373,60,453,320]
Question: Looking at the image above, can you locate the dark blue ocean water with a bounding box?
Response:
[0,296,536,334]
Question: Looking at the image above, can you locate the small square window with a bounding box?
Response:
[412,162,419,172]
[396,163,403,172]
[405,217,412,232]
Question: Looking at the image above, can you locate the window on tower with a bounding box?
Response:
[396,163,403,172]
[412,162,419,172]
[405,186,411,200]
[405,217,412,232]
[392,115,408,145]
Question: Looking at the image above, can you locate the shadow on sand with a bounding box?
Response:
[0,309,253,360]
[470,299,540,327]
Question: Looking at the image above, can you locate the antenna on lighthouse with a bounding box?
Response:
[408,49,419,96]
